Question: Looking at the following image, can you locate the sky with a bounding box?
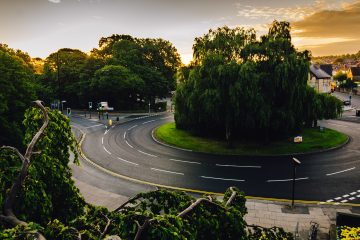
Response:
[1,0,360,64]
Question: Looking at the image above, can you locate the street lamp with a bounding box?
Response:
[148,100,151,116]
[291,157,301,208]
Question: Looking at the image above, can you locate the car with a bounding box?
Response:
[343,100,351,106]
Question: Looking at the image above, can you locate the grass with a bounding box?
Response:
[154,123,348,155]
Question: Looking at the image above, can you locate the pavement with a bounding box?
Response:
[69,111,359,240]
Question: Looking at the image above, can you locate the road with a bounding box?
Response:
[71,114,360,205]
[332,91,360,109]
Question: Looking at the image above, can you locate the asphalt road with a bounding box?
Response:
[71,114,360,204]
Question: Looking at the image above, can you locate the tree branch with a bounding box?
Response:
[0,100,48,240]
[99,213,111,239]
[134,219,150,240]
[177,198,221,218]
[225,187,237,207]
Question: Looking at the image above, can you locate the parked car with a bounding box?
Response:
[343,100,351,106]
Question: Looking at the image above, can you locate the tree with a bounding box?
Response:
[333,72,347,82]
[42,48,88,107]
[175,21,341,142]
[1,103,293,239]
[91,65,145,109]
[0,47,37,149]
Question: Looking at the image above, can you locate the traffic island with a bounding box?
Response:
[154,123,349,156]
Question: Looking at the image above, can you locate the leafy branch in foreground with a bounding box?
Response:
[1,103,293,240]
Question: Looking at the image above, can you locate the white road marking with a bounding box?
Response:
[169,159,201,164]
[137,150,157,157]
[117,157,138,166]
[358,190,360,192]
[357,195,360,198]
[350,192,357,195]
[349,197,355,200]
[326,199,334,202]
[125,140,134,149]
[341,199,348,203]
[334,197,342,200]
[215,164,261,168]
[123,132,126,139]
[142,120,156,124]
[104,129,109,135]
[103,146,111,155]
[160,116,172,119]
[327,122,348,128]
[326,167,355,176]
[101,137,104,145]
[151,168,184,175]
[201,176,245,182]
[127,125,137,131]
[343,194,350,198]
[85,124,103,129]
[266,177,309,182]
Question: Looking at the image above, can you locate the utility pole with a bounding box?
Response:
[56,52,61,111]
[291,157,301,209]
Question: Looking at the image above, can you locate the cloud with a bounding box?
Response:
[292,0,360,55]
[48,0,61,3]
[236,0,355,21]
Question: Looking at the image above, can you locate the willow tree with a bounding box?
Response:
[175,21,342,142]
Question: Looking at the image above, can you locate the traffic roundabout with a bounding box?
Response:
[72,113,360,206]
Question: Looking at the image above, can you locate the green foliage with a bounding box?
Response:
[0,107,85,230]
[91,65,145,109]
[0,222,43,240]
[175,21,342,142]
[338,79,357,90]
[333,72,347,82]
[0,46,37,148]
[247,226,294,240]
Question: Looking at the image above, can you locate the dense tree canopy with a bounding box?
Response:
[39,34,181,110]
[175,21,342,143]
[0,45,37,149]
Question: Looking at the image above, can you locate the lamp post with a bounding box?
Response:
[148,100,151,116]
[292,157,301,209]
[61,100,66,114]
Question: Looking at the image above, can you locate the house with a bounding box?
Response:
[347,67,360,81]
[308,64,332,93]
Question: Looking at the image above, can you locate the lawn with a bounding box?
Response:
[154,123,348,155]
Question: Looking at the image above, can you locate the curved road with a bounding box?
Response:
[71,114,360,205]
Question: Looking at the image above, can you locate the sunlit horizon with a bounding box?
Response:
[2,0,360,64]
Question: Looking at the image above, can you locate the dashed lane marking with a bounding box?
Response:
[201,176,245,182]
[169,159,201,165]
[117,157,138,166]
[142,120,156,124]
[138,150,157,157]
[343,194,350,198]
[125,140,134,149]
[101,137,104,145]
[84,124,103,129]
[103,146,111,155]
[266,177,309,183]
[127,125,137,131]
[151,168,184,175]
[123,132,126,139]
[215,164,261,168]
[326,167,355,176]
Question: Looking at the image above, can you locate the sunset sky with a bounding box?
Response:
[1,0,360,64]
